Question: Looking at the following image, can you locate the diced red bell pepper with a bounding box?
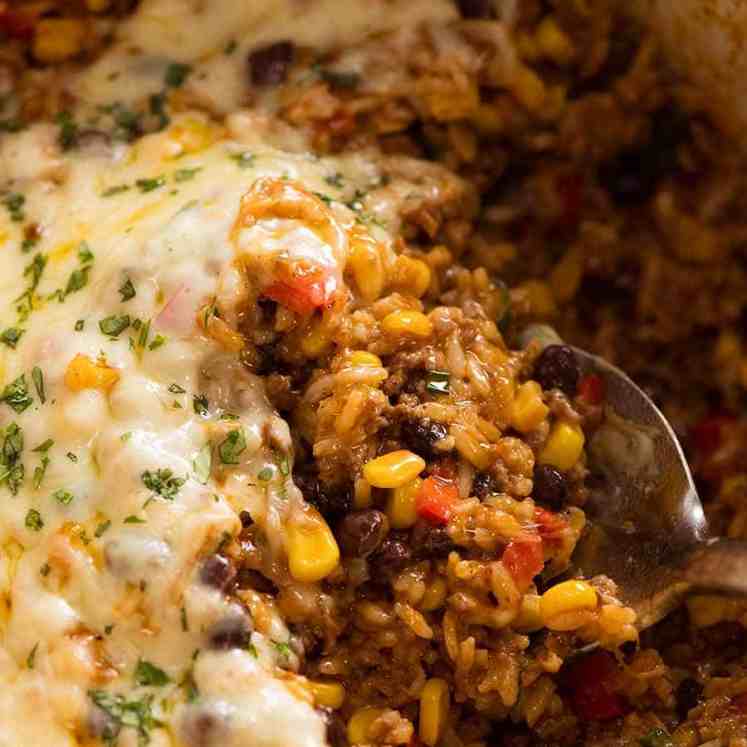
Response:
[563,651,628,721]
[502,532,544,591]
[534,507,568,543]
[0,6,37,39]
[578,373,605,406]
[263,267,336,315]
[416,476,459,526]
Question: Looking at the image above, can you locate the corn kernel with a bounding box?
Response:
[349,351,383,368]
[348,707,386,745]
[381,309,433,338]
[387,477,422,530]
[419,678,450,746]
[539,421,585,471]
[349,235,385,302]
[541,580,597,631]
[306,679,345,709]
[420,577,448,612]
[514,594,544,632]
[510,381,549,433]
[301,324,331,358]
[363,450,425,489]
[535,17,575,65]
[286,508,340,583]
[33,19,86,63]
[392,256,432,298]
[64,354,120,393]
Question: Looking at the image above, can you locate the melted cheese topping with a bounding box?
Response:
[0,2,465,744]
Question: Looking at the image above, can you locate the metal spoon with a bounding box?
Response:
[524,327,747,630]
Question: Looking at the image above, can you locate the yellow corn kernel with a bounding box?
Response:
[515,594,544,632]
[363,450,425,489]
[510,381,549,433]
[306,679,345,709]
[353,477,373,510]
[33,19,87,63]
[420,577,448,612]
[286,508,340,583]
[348,707,386,745]
[539,421,585,471]
[510,65,546,113]
[64,354,120,393]
[349,234,385,302]
[519,280,557,317]
[381,309,433,338]
[541,580,597,631]
[535,17,575,65]
[550,247,584,303]
[392,256,432,298]
[387,478,422,530]
[301,324,331,358]
[419,678,450,747]
[349,351,383,368]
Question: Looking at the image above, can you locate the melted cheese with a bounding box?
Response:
[0,110,391,747]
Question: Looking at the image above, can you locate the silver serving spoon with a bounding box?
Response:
[523,326,747,630]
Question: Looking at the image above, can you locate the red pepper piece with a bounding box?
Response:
[578,373,605,406]
[263,267,336,315]
[502,532,544,591]
[416,476,459,526]
[533,507,567,543]
[563,651,628,721]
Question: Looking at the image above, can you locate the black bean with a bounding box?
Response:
[472,472,498,500]
[200,554,236,591]
[208,613,253,650]
[534,345,579,396]
[456,0,492,18]
[675,677,703,720]
[235,567,278,594]
[318,707,348,747]
[532,464,567,508]
[411,520,455,559]
[400,417,448,460]
[370,534,412,578]
[248,41,294,87]
[296,472,352,520]
[239,510,253,528]
[337,510,390,558]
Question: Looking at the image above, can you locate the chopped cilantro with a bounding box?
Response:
[100,314,131,338]
[88,689,159,746]
[74,319,85,331]
[124,515,146,524]
[67,452,78,462]
[1,374,33,413]
[247,642,258,657]
[0,423,24,495]
[193,443,212,484]
[193,394,209,416]
[21,236,39,253]
[104,624,114,635]
[32,456,49,490]
[95,520,111,538]
[180,606,189,632]
[32,439,53,453]
[119,277,136,302]
[168,383,186,394]
[148,334,166,351]
[31,366,45,404]
[62,265,91,299]
[40,562,50,577]
[274,641,292,658]
[134,659,171,687]
[26,643,38,669]
[141,468,185,500]
[3,192,25,222]
[120,432,132,443]
[230,152,256,169]
[324,172,344,188]
[313,191,334,206]
[218,429,246,465]
[25,509,43,532]
[174,167,201,182]
[102,184,130,197]
[164,63,192,88]
[257,466,273,481]
[426,370,450,395]
[0,327,24,349]
[52,489,74,505]
[136,176,166,193]
[78,242,94,265]
[55,111,78,150]
[224,39,238,55]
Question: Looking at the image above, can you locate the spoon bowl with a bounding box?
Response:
[528,336,747,630]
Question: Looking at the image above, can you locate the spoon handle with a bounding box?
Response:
[683,538,747,595]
